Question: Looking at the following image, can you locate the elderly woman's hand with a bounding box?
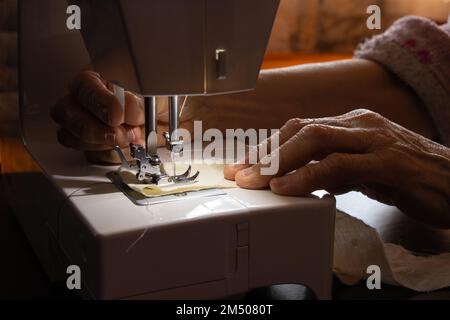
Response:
[50,71,202,164]
[225,109,450,228]
[50,71,148,163]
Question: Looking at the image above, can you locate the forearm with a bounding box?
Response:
[200,59,438,139]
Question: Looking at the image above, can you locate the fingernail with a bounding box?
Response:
[127,128,136,142]
[239,167,256,177]
[105,132,116,146]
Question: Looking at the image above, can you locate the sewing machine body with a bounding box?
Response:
[12,117,336,299]
[14,0,337,299]
[71,0,279,96]
[12,123,336,299]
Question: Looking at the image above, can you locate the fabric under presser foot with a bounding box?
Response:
[118,163,236,198]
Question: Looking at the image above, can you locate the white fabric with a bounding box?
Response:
[335,211,450,292]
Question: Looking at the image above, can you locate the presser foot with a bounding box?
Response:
[114,144,199,186]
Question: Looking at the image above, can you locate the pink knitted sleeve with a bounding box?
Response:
[354,15,450,146]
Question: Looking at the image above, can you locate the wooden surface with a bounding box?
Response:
[262,52,351,69]
[1,52,449,300]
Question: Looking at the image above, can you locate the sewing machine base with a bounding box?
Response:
[107,171,227,206]
[8,137,336,299]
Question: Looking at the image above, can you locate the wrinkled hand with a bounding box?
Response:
[51,70,197,163]
[225,109,450,228]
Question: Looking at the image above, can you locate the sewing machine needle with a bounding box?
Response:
[144,96,157,157]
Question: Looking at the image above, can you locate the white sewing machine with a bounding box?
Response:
[13,0,336,299]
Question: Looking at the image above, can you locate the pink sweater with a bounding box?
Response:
[355,16,450,146]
